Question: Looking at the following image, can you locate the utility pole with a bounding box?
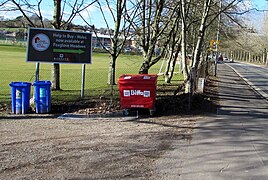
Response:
[215,0,221,77]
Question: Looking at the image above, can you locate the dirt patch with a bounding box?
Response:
[0,103,10,115]
[0,115,198,179]
[50,79,218,116]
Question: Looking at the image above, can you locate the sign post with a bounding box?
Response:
[81,64,86,98]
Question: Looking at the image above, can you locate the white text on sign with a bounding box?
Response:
[123,90,150,97]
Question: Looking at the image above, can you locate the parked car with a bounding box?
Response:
[217,54,223,61]
[124,48,132,52]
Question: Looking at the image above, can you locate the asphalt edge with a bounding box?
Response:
[225,62,268,102]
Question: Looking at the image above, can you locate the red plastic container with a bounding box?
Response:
[118,74,157,115]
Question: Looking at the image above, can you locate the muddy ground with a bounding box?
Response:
[0,78,218,179]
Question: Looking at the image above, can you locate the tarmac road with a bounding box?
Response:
[227,61,268,100]
[152,62,268,179]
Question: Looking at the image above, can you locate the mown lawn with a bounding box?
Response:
[0,45,183,103]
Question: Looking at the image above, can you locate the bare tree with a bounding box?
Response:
[172,0,244,97]
[79,0,136,87]
[98,0,130,86]
[162,13,182,82]
[182,0,239,84]
[128,0,180,74]
[163,30,181,83]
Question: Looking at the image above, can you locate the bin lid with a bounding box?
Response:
[118,74,157,85]
[33,81,52,86]
[9,82,31,87]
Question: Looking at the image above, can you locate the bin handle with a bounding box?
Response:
[143,76,151,79]
[124,76,131,79]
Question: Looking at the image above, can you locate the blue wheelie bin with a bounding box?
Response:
[33,81,51,114]
[9,82,31,114]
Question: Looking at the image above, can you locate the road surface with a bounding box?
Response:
[152,62,268,179]
[227,61,268,100]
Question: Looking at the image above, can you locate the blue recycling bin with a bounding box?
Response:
[33,81,51,114]
[9,82,31,114]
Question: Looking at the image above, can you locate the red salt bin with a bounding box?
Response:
[118,74,157,116]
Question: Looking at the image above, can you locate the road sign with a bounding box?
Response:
[27,28,92,64]
[209,40,220,51]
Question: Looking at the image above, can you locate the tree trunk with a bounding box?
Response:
[51,64,60,90]
[164,49,173,82]
[107,55,116,85]
[266,52,268,66]
[190,0,211,93]
[181,0,190,93]
[167,48,179,83]
[263,49,266,64]
[51,0,61,90]
[139,60,150,74]
[188,67,196,111]
[106,0,127,86]
[165,47,179,83]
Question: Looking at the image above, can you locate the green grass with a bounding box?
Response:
[0,27,27,32]
[0,45,183,103]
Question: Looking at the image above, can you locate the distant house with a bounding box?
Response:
[92,33,112,48]
[4,32,16,42]
[92,33,136,51]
